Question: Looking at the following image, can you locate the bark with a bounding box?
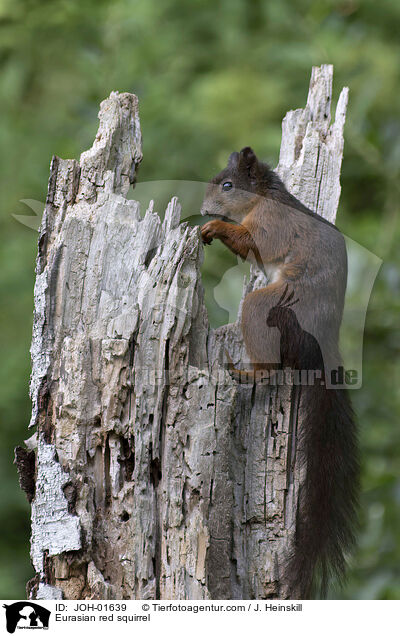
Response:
[21,65,348,600]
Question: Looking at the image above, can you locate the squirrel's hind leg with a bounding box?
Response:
[225,349,277,385]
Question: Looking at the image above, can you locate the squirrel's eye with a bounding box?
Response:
[222,181,233,191]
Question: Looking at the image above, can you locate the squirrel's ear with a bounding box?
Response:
[239,147,258,178]
[227,152,239,169]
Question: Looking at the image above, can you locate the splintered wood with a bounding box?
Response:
[25,66,347,600]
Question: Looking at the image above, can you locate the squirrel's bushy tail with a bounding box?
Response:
[289,382,359,598]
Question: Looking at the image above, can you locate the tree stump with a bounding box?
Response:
[19,65,348,600]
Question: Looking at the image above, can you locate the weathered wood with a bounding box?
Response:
[24,65,348,600]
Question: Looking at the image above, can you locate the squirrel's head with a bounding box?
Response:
[200,147,275,222]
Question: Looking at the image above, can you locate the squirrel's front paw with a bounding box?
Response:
[201,220,221,244]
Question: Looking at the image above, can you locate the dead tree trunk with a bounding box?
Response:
[19,65,348,600]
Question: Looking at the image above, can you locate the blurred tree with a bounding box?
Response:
[0,0,399,599]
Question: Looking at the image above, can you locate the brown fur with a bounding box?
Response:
[201,147,359,597]
[201,147,346,372]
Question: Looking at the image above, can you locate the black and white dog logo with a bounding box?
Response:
[3,602,50,633]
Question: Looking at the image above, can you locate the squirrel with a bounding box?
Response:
[200,147,359,598]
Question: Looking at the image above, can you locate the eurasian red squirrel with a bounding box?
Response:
[200,147,359,598]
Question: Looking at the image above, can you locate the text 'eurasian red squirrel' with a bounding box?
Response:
[200,147,359,598]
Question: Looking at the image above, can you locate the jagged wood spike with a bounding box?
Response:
[24,65,348,600]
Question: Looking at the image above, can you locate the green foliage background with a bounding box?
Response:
[0,0,399,599]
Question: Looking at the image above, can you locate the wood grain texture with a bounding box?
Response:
[25,66,348,600]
